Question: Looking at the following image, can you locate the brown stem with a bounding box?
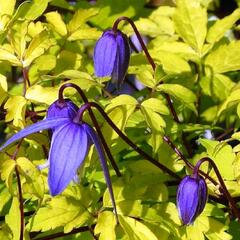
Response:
[31,224,96,240]
[193,157,240,222]
[113,16,156,71]
[11,139,24,240]
[112,16,180,124]
[162,135,219,186]
[84,102,180,180]
[58,83,121,177]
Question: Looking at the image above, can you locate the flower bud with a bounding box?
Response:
[177,175,207,225]
[93,29,130,88]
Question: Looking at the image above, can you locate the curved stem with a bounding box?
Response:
[83,102,180,180]
[193,157,240,222]
[163,136,218,186]
[58,83,121,177]
[112,16,155,71]
[12,139,24,240]
[112,16,180,124]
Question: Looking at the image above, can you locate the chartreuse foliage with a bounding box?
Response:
[0,0,240,239]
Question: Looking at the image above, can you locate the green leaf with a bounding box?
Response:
[198,216,232,240]
[0,159,16,192]
[199,139,235,180]
[205,41,240,73]
[103,95,137,141]
[67,8,99,33]
[0,45,21,66]
[207,8,240,44]
[23,30,55,67]
[4,96,27,128]
[25,85,58,105]
[119,215,158,240]
[140,106,166,130]
[45,11,67,36]
[95,211,117,240]
[200,74,235,101]
[16,157,44,199]
[5,197,21,240]
[217,88,240,117]
[0,74,8,105]
[27,196,92,233]
[173,0,207,53]
[157,84,197,113]
[135,68,157,88]
[14,0,48,20]
[141,98,169,116]
[123,17,174,38]
[10,21,28,60]
[151,41,199,62]
[0,224,12,240]
[0,0,16,16]
[68,27,101,41]
[89,0,147,29]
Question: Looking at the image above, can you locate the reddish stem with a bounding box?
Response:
[193,157,240,222]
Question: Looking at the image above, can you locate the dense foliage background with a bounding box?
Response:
[0,0,240,239]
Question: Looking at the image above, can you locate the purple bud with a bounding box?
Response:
[47,99,78,119]
[177,175,208,225]
[93,29,130,88]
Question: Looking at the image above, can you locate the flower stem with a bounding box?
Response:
[112,16,156,70]
[163,135,218,186]
[193,157,240,222]
[11,139,24,240]
[112,16,180,123]
[85,102,181,180]
[31,224,96,240]
[58,83,121,177]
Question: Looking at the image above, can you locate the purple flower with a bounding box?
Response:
[94,29,130,88]
[0,100,117,215]
[177,175,207,225]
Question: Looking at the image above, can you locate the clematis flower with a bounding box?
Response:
[177,175,207,225]
[0,100,117,216]
[93,29,130,88]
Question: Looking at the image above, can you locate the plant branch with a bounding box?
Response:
[193,157,240,222]
[112,16,180,124]
[32,224,96,240]
[83,102,180,180]
[11,139,24,240]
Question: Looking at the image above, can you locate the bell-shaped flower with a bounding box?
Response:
[94,29,130,88]
[0,101,117,215]
[177,175,207,225]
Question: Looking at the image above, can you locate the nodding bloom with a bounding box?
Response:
[0,99,117,215]
[177,175,207,225]
[93,29,130,88]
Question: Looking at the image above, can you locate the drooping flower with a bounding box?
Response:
[0,100,117,216]
[93,29,130,88]
[177,175,207,225]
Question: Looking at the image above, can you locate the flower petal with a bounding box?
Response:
[0,118,70,152]
[48,122,89,196]
[112,31,130,88]
[94,30,117,77]
[177,176,200,225]
[83,123,118,219]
